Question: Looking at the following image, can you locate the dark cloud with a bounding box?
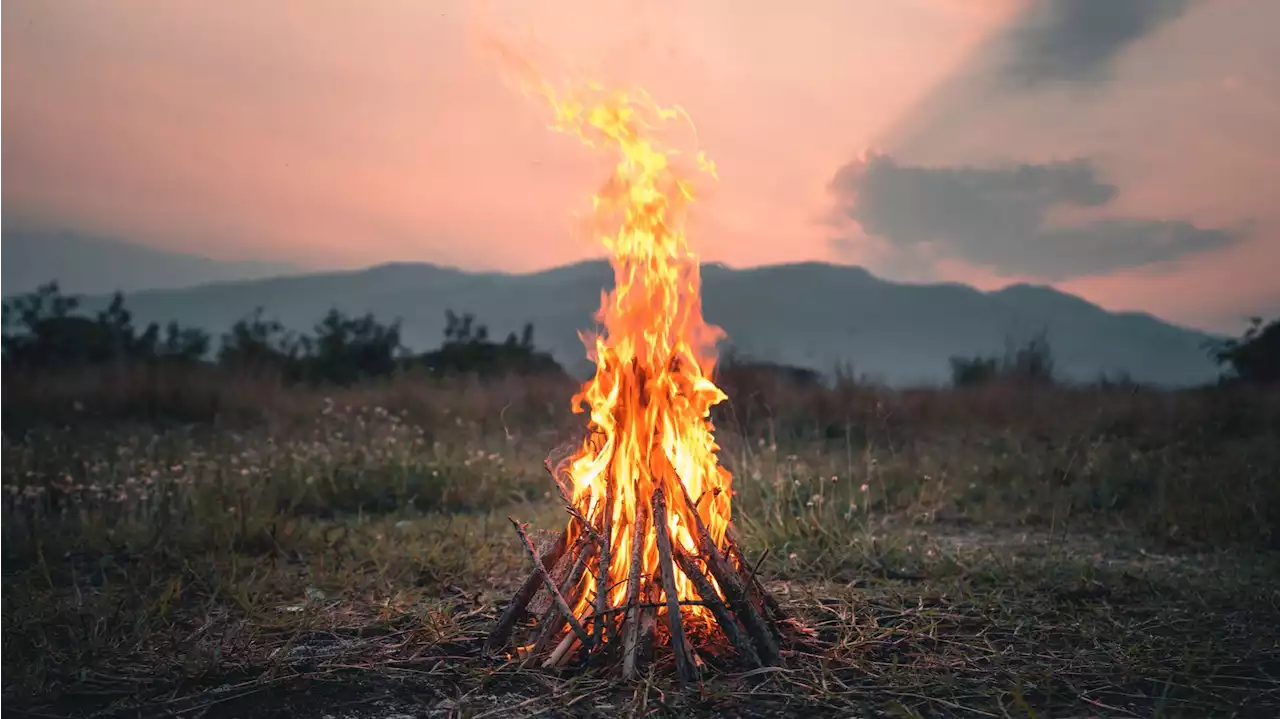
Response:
[1000,0,1194,89]
[830,154,1239,280]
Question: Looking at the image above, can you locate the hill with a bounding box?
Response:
[72,259,1222,386]
[2,228,302,296]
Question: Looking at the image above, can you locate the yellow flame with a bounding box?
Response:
[527,80,733,620]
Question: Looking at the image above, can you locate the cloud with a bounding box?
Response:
[999,0,1194,89]
[829,153,1239,280]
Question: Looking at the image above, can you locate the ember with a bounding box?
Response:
[487,81,809,683]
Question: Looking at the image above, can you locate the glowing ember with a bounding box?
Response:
[488,74,804,683]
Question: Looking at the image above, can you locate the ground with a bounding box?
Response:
[3,380,1278,717]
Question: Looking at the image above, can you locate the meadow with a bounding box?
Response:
[3,368,1279,718]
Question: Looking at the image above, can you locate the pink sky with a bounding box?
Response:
[3,0,1276,332]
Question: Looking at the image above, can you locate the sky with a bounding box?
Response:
[3,0,1277,333]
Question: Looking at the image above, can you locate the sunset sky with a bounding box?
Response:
[4,0,1277,332]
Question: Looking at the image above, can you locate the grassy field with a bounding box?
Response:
[3,371,1279,718]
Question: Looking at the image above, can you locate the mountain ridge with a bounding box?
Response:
[62,258,1220,387]
[2,227,303,296]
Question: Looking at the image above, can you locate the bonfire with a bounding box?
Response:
[486,82,808,683]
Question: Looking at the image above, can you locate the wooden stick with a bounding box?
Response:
[621,496,650,680]
[673,544,761,668]
[543,456,575,507]
[725,528,790,622]
[544,458,603,545]
[544,632,580,668]
[653,489,697,686]
[487,530,567,653]
[511,518,592,649]
[593,478,614,648]
[674,482,780,664]
[726,538,800,644]
[528,536,595,659]
[583,599,716,621]
[564,502,603,544]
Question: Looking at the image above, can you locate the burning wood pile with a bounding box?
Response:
[485,81,810,682]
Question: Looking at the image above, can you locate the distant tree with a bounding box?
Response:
[1208,317,1280,384]
[2,282,210,369]
[1093,369,1142,391]
[300,309,403,385]
[715,344,824,395]
[414,310,562,377]
[1001,330,1055,385]
[159,321,213,364]
[217,307,302,375]
[949,355,1000,388]
[948,330,1056,388]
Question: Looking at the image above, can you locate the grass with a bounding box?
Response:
[3,372,1279,717]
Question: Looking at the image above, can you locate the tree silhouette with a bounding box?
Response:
[1208,317,1279,384]
[2,283,209,369]
[300,309,403,385]
[949,330,1056,388]
[414,310,561,377]
[218,307,302,375]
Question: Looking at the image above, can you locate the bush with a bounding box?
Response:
[217,307,304,376]
[949,356,999,388]
[300,309,403,385]
[1209,317,1279,384]
[3,287,563,397]
[410,310,563,378]
[2,283,210,370]
[949,330,1056,388]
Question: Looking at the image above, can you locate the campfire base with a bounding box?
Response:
[486,458,815,685]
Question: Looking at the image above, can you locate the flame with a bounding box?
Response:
[534,81,733,622]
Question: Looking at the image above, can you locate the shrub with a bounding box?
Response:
[410,310,563,378]
[948,330,1056,388]
[2,283,210,370]
[1208,317,1279,384]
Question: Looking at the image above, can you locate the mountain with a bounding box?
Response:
[71,259,1223,386]
[2,228,302,296]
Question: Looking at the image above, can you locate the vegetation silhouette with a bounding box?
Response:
[1207,317,1279,384]
[948,330,1057,388]
[3,285,563,385]
[409,309,561,378]
[2,282,209,369]
[5,284,1277,395]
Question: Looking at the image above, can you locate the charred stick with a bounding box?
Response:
[725,541,784,645]
[675,482,780,664]
[564,503,603,544]
[621,498,650,680]
[543,457,575,508]
[751,548,770,578]
[582,599,716,621]
[727,539,818,646]
[543,459,603,544]
[653,489,698,686]
[487,530,567,653]
[634,583,659,676]
[727,538,793,626]
[527,602,562,661]
[621,600,642,680]
[593,478,615,648]
[511,518,593,649]
[673,545,761,668]
[528,536,596,658]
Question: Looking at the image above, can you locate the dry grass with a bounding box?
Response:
[3,371,1279,717]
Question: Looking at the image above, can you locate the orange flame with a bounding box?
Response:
[532,81,733,620]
